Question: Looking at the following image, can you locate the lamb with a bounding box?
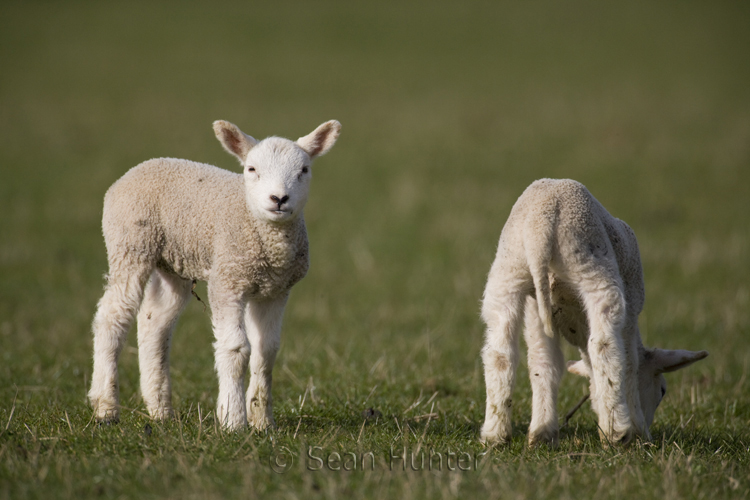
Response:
[480,178,708,446]
[88,119,341,430]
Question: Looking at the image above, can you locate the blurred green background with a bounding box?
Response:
[1,1,748,498]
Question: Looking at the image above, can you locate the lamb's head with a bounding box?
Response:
[635,348,708,429]
[213,120,341,223]
[568,348,708,437]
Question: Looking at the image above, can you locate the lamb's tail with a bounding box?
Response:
[530,262,554,338]
[527,208,557,339]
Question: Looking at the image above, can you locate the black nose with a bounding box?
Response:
[270,195,289,209]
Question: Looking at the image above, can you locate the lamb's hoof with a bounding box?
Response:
[480,416,513,446]
[96,417,119,427]
[147,407,174,421]
[480,429,512,447]
[615,429,635,446]
[92,405,120,424]
[249,415,275,432]
[528,429,559,448]
[222,420,249,431]
[600,428,635,447]
[217,409,249,431]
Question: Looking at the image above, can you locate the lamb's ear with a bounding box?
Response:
[297,120,341,159]
[567,360,591,378]
[653,349,709,374]
[213,120,258,163]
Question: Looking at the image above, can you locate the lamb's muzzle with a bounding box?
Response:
[270,195,289,207]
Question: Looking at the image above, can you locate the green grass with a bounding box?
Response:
[1,0,749,498]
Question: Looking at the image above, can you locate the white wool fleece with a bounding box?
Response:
[480,179,708,447]
[88,120,341,430]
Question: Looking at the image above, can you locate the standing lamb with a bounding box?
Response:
[88,119,341,430]
[480,178,707,446]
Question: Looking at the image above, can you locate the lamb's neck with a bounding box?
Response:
[253,215,307,266]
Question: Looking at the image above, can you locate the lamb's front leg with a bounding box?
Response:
[584,286,632,445]
[622,319,648,440]
[209,286,250,430]
[245,294,288,431]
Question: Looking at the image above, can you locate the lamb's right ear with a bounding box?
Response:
[213,120,258,163]
[297,120,341,159]
[653,349,709,374]
[567,360,591,378]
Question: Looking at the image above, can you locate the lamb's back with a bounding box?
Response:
[102,158,251,280]
[512,179,644,316]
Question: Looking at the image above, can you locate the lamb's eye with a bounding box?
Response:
[247,167,256,172]
[660,387,666,398]
[302,166,309,174]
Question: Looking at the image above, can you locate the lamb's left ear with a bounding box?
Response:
[653,349,709,374]
[297,120,341,159]
[567,359,591,378]
[213,120,258,164]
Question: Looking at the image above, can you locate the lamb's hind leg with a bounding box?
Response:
[89,263,152,422]
[480,284,526,445]
[136,269,192,420]
[524,295,564,447]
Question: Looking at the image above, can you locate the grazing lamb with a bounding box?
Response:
[480,179,708,446]
[88,119,341,430]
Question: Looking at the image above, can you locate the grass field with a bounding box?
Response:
[1,1,749,498]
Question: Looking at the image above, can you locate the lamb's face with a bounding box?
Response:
[213,119,341,224]
[243,138,311,224]
[637,352,669,430]
[568,347,707,439]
